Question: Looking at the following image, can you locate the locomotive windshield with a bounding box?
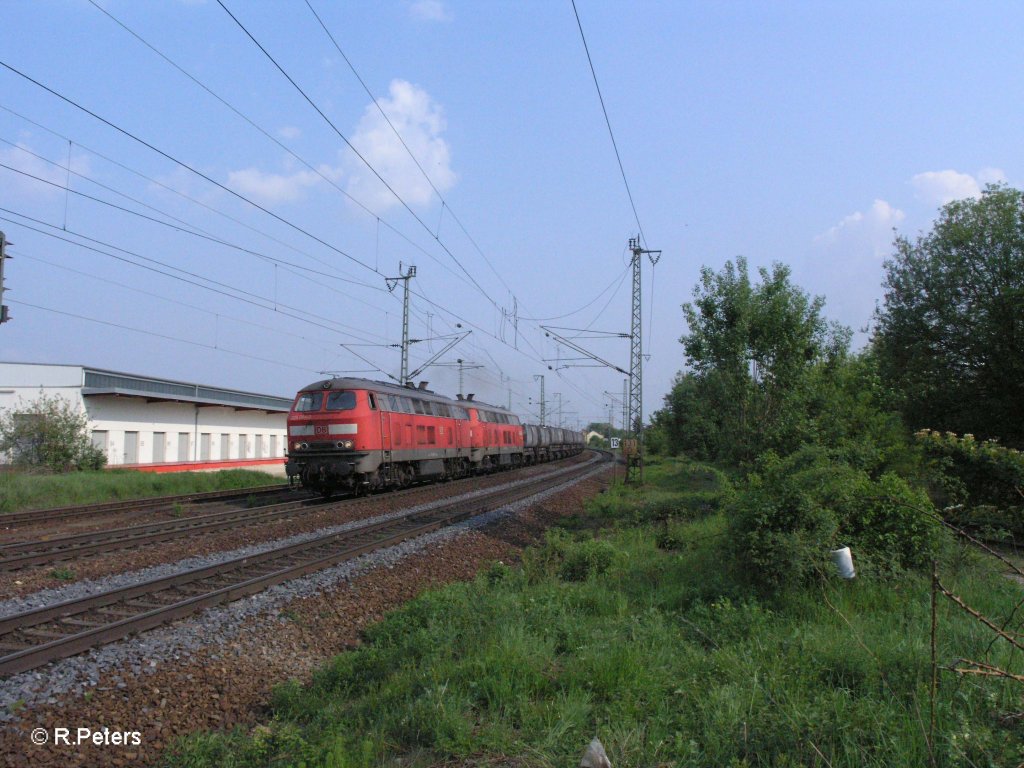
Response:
[325,390,357,411]
[293,392,323,412]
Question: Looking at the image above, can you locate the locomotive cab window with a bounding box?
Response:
[367,392,377,410]
[326,391,357,411]
[294,392,324,412]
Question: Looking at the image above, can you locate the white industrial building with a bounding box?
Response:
[0,362,292,471]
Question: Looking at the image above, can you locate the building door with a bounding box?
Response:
[221,433,230,460]
[239,434,248,459]
[124,431,139,464]
[153,432,166,463]
[91,430,108,454]
[177,432,190,462]
[200,433,211,461]
[269,434,277,457]
[254,434,263,458]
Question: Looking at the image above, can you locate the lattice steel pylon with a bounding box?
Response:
[0,231,10,325]
[626,237,660,484]
[533,374,546,426]
[386,264,416,384]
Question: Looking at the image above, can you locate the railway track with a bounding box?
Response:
[0,453,605,676]
[0,457,589,572]
[0,483,297,528]
[0,496,324,571]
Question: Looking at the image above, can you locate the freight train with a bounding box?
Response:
[285,377,585,496]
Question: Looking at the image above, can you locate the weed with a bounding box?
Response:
[48,567,76,581]
[558,538,615,581]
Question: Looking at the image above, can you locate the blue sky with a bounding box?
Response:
[1,0,1020,429]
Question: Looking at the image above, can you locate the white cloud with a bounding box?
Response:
[0,142,90,199]
[976,167,1007,186]
[344,79,456,211]
[911,167,1007,206]
[410,0,451,22]
[226,166,324,205]
[815,199,905,259]
[278,126,301,140]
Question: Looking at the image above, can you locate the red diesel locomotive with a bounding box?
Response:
[286,376,551,496]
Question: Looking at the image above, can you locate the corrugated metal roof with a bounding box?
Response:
[79,368,292,412]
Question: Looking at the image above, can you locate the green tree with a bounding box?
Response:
[676,257,850,463]
[874,184,1024,445]
[0,393,106,472]
[648,372,719,458]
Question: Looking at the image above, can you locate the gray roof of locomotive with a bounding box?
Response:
[298,377,516,416]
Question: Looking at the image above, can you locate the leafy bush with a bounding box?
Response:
[729,447,940,591]
[727,449,841,591]
[914,430,1024,539]
[0,392,106,472]
[918,428,1024,498]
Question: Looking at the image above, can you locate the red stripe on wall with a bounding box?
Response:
[113,458,286,474]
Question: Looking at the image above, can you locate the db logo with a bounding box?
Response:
[314,425,328,436]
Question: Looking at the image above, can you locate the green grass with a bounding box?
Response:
[0,468,283,514]
[163,457,1024,768]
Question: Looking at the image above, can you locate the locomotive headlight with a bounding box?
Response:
[293,441,308,451]
[335,439,354,449]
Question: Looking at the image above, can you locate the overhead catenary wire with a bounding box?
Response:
[0,210,390,345]
[0,103,463,300]
[230,3,587,394]
[0,59,382,280]
[0,153,393,314]
[520,264,630,322]
[571,0,646,245]
[215,0,502,314]
[80,1,482,297]
[303,0,523,306]
[8,300,321,376]
[12,249,344,356]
